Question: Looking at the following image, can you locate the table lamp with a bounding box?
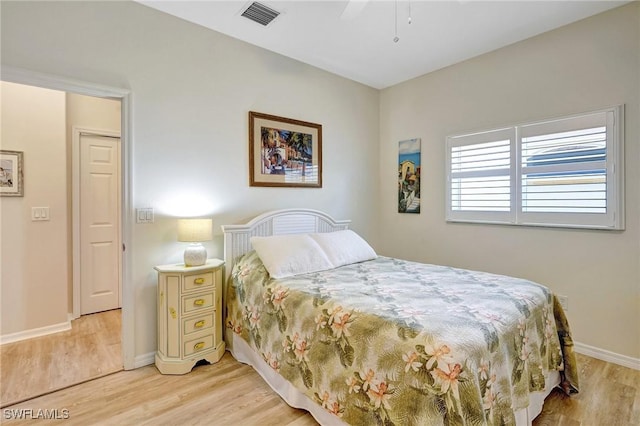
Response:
[177,218,212,267]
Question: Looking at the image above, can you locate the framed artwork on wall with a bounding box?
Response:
[398,138,420,213]
[249,111,322,188]
[0,150,24,197]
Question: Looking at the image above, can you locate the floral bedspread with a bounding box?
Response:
[225,251,579,426]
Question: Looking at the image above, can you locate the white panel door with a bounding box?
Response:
[80,133,121,315]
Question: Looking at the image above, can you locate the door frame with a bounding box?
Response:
[72,126,122,318]
[1,65,135,370]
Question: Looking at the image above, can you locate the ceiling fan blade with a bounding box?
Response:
[341,0,371,20]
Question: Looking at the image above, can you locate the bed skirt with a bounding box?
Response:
[227,334,560,426]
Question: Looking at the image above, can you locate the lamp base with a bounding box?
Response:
[184,243,207,267]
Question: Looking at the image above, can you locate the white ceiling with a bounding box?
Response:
[138,0,628,89]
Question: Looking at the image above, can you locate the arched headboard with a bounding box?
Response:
[221,209,350,281]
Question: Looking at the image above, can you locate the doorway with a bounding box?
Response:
[0,66,133,368]
[0,78,129,406]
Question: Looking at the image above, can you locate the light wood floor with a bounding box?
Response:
[533,353,640,426]
[0,309,122,408]
[2,352,638,425]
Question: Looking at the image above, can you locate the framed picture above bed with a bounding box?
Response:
[249,111,322,188]
[0,150,24,197]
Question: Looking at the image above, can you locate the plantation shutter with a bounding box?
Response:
[518,110,620,228]
[445,106,623,230]
[447,128,515,224]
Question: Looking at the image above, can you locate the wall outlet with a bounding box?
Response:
[558,295,569,311]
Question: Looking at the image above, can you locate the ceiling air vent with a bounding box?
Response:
[241,2,280,26]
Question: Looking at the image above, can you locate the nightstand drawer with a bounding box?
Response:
[183,293,214,313]
[183,313,214,336]
[184,334,214,356]
[183,272,214,293]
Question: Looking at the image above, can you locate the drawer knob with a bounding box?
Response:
[194,278,205,285]
[194,320,205,328]
[194,299,205,306]
[194,341,205,351]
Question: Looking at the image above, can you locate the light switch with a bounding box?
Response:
[31,207,50,221]
[136,208,154,224]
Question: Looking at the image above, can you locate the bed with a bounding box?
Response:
[221,209,578,426]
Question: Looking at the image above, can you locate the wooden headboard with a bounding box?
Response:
[221,208,350,280]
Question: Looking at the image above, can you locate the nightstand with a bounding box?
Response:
[154,259,225,374]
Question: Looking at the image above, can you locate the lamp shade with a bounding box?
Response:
[177,218,212,242]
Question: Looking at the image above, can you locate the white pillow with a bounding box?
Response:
[250,234,333,279]
[310,230,377,268]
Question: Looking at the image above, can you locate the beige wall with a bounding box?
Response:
[0,82,68,335]
[379,3,639,359]
[0,1,380,357]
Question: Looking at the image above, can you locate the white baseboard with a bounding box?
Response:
[575,341,640,370]
[8,323,636,374]
[134,351,156,369]
[0,320,72,345]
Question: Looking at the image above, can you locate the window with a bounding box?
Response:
[446,106,624,230]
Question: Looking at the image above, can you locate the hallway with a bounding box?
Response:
[0,309,122,407]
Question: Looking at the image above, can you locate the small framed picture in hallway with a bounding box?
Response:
[0,150,23,197]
